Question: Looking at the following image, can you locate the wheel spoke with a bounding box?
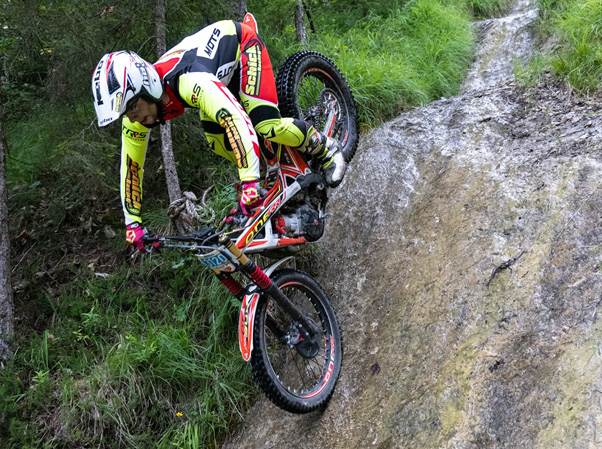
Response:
[260,283,330,394]
[296,73,353,150]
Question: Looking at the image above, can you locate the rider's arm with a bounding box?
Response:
[120,117,150,225]
[177,71,261,181]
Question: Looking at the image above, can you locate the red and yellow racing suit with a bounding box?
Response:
[121,20,311,225]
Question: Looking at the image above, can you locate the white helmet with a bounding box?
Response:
[91,51,163,127]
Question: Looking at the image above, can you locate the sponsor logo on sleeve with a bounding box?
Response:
[125,156,142,216]
[190,83,202,106]
[122,124,148,142]
[217,61,236,81]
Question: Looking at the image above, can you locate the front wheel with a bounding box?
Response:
[250,269,343,413]
[277,51,359,163]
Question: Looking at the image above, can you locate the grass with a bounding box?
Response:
[1,251,255,448]
[468,0,510,18]
[550,0,602,91]
[314,0,476,127]
[256,0,483,127]
[519,0,602,91]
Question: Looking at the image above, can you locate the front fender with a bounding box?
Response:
[264,256,294,278]
[239,292,260,361]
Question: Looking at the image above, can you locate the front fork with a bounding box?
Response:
[214,235,320,361]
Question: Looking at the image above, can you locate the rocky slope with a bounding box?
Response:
[224,1,602,447]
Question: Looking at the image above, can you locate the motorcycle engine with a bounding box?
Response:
[279,205,325,242]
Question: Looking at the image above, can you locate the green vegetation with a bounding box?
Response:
[257,0,487,126]
[5,0,570,447]
[1,252,253,448]
[468,0,511,17]
[526,0,602,91]
[313,0,476,126]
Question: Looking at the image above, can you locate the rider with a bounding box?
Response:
[91,16,346,252]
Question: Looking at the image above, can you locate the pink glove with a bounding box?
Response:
[125,223,147,252]
[238,180,262,216]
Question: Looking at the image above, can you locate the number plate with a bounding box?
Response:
[196,248,237,272]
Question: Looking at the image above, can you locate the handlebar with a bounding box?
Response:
[141,226,226,252]
[138,227,243,273]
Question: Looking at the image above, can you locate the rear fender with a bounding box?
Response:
[243,13,258,33]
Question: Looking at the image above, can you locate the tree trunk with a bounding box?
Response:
[156,0,187,233]
[302,0,316,35]
[294,0,307,42]
[0,95,14,364]
[232,0,247,21]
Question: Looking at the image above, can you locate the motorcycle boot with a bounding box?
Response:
[306,129,347,188]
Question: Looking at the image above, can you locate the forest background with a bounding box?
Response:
[0,0,600,447]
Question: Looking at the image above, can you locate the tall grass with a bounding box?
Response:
[254,0,514,127]
[550,0,602,91]
[468,0,510,17]
[1,252,254,448]
[529,0,602,92]
[314,0,475,126]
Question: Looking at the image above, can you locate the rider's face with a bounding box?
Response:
[125,97,158,127]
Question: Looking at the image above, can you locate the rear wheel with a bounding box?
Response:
[250,269,343,413]
[277,51,359,163]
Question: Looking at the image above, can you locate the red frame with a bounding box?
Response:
[232,141,314,252]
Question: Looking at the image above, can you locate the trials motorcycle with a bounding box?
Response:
[144,23,358,413]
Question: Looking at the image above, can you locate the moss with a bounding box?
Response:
[535,329,602,447]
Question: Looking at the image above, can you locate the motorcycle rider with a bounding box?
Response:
[92,16,347,251]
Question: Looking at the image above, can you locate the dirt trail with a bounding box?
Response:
[225,1,602,447]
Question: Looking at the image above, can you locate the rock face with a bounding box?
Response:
[224,1,602,448]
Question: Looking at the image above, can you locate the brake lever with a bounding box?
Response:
[219,207,247,230]
[129,234,162,260]
[130,242,162,261]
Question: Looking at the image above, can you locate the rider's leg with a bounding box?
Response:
[201,117,240,166]
[236,23,347,187]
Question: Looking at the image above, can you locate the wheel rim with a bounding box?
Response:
[295,68,353,152]
[262,281,336,398]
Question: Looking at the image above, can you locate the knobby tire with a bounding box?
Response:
[276,51,359,163]
[250,269,343,413]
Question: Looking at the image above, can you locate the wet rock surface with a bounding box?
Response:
[224,1,602,448]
